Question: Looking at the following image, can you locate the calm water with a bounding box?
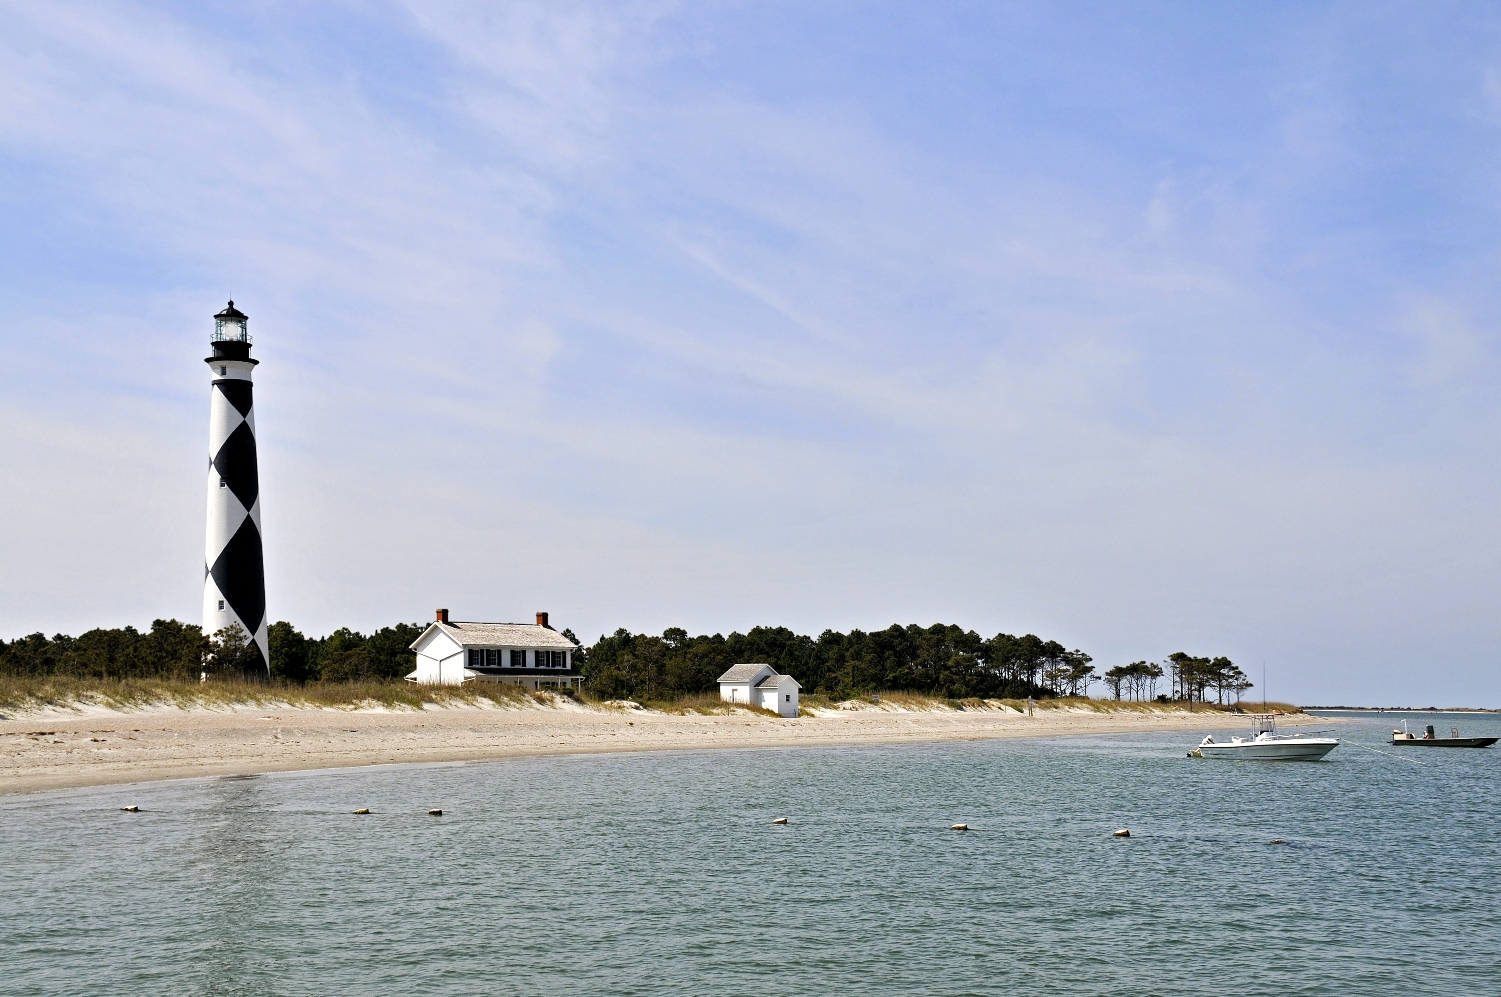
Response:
[3,711,1498,996]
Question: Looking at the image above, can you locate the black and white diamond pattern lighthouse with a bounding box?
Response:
[202,301,269,675]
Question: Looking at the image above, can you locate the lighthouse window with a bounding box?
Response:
[218,600,224,611]
[220,478,227,487]
[220,366,227,376]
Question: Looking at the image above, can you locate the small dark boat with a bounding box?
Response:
[1390,722,1498,748]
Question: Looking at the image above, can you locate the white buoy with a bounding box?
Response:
[1113,828,1130,837]
[951,823,968,831]
[121,805,139,812]
[772,817,788,824]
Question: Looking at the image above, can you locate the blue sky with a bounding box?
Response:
[2,1,1499,705]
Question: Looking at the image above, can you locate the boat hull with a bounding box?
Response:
[1195,740,1339,761]
[1389,737,1497,748]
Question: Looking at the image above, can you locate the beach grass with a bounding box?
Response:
[798,692,1301,714]
[576,690,783,717]
[1027,697,1302,714]
[0,674,1303,717]
[0,674,562,714]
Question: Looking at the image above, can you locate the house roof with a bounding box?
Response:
[718,663,774,684]
[414,621,578,650]
[755,673,800,689]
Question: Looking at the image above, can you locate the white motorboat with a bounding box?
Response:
[1189,714,1338,761]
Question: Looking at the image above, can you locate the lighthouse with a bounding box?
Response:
[202,301,269,676]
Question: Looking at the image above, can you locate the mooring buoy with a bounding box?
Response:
[772,817,788,824]
[428,809,443,816]
[353,808,370,815]
[1113,829,1130,837]
[951,823,968,831]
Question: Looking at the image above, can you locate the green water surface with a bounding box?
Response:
[3,711,1497,996]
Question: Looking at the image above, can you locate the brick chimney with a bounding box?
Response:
[436,608,449,624]
[536,611,550,629]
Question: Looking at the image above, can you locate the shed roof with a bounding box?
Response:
[421,621,578,650]
[755,673,800,689]
[718,662,774,684]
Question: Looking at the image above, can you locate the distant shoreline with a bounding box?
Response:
[0,700,1315,796]
[1304,707,1501,713]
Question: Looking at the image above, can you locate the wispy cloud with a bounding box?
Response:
[2,1,1500,703]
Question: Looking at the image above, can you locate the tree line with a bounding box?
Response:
[0,618,1251,705]
[1101,653,1253,704]
[0,620,210,680]
[0,619,425,684]
[578,625,1090,701]
[1166,652,1253,704]
[0,619,1082,698]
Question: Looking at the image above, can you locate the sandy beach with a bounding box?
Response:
[0,699,1317,795]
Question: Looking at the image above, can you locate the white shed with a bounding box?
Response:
[407,610,582,689]
[718,663,800,718]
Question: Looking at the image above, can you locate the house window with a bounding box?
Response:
[511,649,526,668]
[485,649,499,667]
[468,649,483,668]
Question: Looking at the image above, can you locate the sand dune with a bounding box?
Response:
[0,698,1312,794]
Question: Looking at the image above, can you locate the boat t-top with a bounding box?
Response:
[1189,713,1339,761]
[1390,721,1498,748]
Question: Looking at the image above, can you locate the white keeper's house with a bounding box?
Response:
[407,610,582,689]
[718,663,800,718]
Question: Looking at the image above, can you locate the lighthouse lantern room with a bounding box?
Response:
[214,303,249,342]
